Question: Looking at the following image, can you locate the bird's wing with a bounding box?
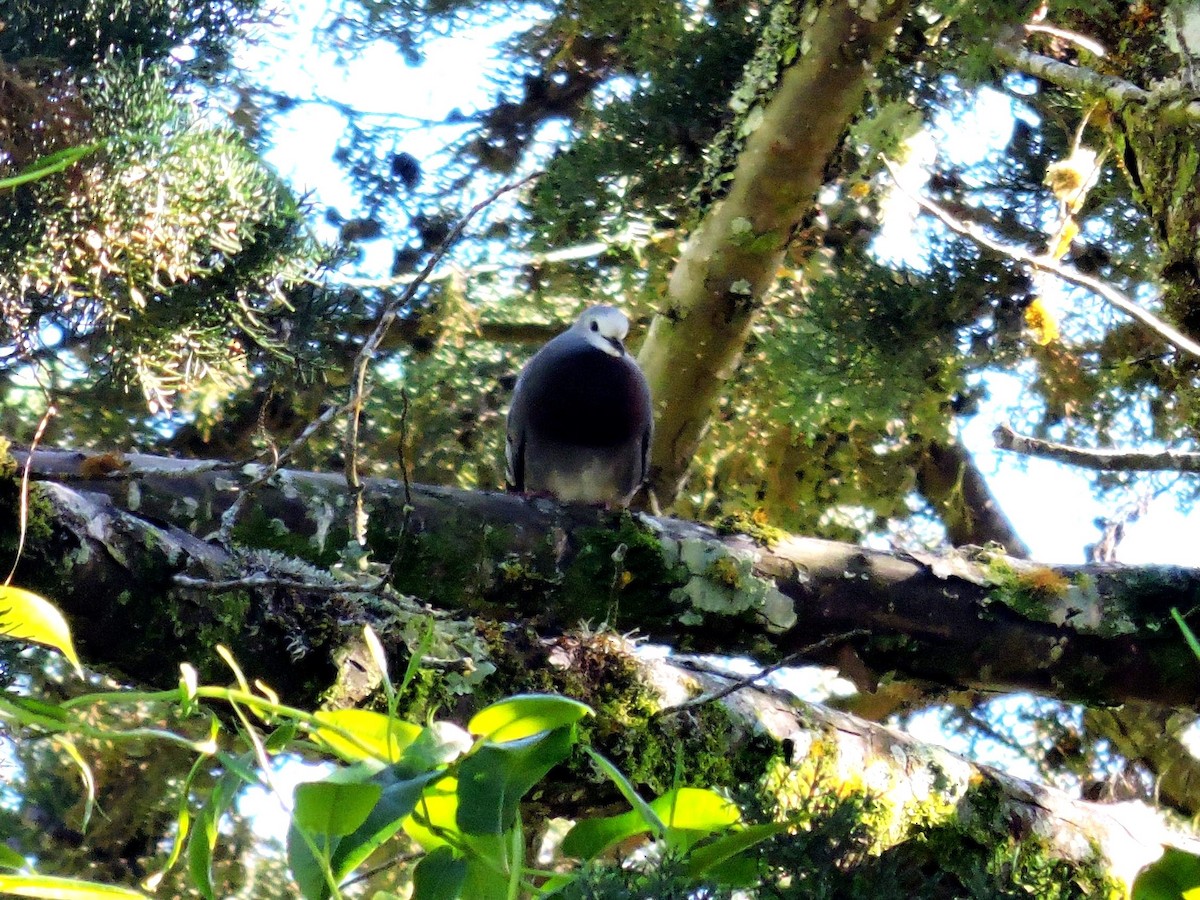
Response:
[505,424,525,491]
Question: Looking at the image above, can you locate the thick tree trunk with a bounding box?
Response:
[638,0,911,506]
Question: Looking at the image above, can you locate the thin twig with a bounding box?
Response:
[994,422,1200,472]
[215,398,357,543]
[655,630,869,717]
[5,405,56,586]
[881,157,1200,360]
[344,171,543,544]
[340,227,674,291]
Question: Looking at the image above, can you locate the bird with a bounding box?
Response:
[506,305,653,505]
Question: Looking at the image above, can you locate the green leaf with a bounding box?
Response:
[0,874,147,898]
[412,847,467,900]
[186,768,239,900]
[1133,847,1200,899]
[328,769,443,883]
[0,845,28,870]
[0,143,100,191]
[185,802,217,900]
[311,709,422,763]
[294,781,383,837]
[686,822,787,879]
[467,694,592,743]
[1172,609,1200,662]
[582,747,665,837]
[456,726,575,835]
[264,720,298,752]
[403,776,460,851]
[0,694,69,729]
[0,586,83,676]
[396,721,472,775]
[562,788,741,860]
[286,821,332,900]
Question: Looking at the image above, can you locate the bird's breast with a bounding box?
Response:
[522,350,650,447]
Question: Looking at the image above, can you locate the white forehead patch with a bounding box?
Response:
[574,306,630,356]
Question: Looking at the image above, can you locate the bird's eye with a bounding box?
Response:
[590,321,599,332]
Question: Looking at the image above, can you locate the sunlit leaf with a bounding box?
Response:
[311,709,422,763]
[1133,847,1200,899]
[562,787,741,859]
[456,726,575,835]
[467,694,592,743]
[294,780,383,837]
[0,874,147,898]
[0,586,83,676]
[403,776,460,851]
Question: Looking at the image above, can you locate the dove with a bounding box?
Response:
[506,306,653,505]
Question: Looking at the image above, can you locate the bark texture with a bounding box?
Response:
[638,0,911,506]
[9,449,1200,710]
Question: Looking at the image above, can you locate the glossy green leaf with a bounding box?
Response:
[686,822,787,878]
[294,780,382,837]
[467,694,592,743]
[0,874,147,898]
[412,847,467,900]
[562,787,741,860]
[311,709,422,763]
[1133,847,1200,899]
[456,726,575,835]
[328,769,443,883]
[0,585,83,676]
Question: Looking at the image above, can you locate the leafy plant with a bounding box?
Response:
[0,597,774,898]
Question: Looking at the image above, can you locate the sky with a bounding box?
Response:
[233,2,1198,568]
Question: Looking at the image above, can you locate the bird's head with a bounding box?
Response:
[574,305,630,357]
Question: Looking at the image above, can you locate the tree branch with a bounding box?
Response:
[883,157,1200,360]
[994,422,1200,472]
[994,38,1200,123]
[12,449,1200,710]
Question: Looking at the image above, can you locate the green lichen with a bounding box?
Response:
[229,504,346,567]
[663,537,796,633]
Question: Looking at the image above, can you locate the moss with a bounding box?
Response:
[230,504,346,567]
[372,514,517,613]
[751,741,1120,898]
[713,509,787,548]
[983,558,1068,623]
[558,514,686,628]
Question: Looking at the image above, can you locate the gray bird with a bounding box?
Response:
[506,306,653,505]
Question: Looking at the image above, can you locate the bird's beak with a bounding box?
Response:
[606,337,626,356]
